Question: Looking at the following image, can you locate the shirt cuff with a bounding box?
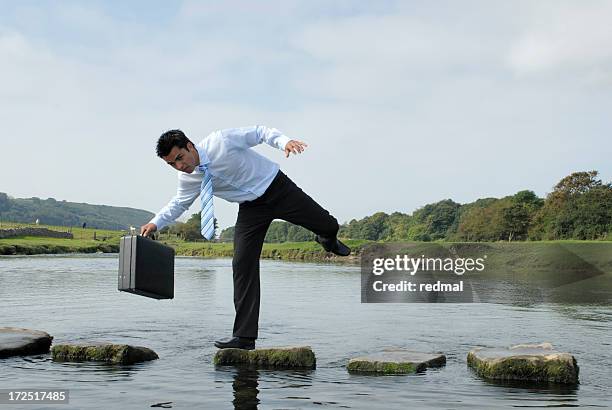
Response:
[149,215,167,231]
[277,135,291,150]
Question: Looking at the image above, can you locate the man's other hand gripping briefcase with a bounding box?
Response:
[118,235,175,299]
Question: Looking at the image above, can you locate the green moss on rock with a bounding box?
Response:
[347,349,446,375]
[467,343,579,384]
[347,360,419,374]
[214,346,316,369]
[51,343,158,365]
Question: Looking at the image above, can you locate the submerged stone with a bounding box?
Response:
[51,343,159,365]
[0,327,53,358]
[347,348,446,374]
[467,342,579,384]
[214,346,316,369]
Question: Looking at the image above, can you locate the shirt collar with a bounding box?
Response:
[196,144,210,172]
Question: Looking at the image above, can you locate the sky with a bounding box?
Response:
[1,0,611,230]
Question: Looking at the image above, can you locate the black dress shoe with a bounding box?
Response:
[214,337,255,350]
[315,235,351,256]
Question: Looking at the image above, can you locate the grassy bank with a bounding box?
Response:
[0,237,120,255]
[1,225,610,272]
[167,238,371,262]
[0,223,124,255]
[0,236,370,262]
[0,224,371,262]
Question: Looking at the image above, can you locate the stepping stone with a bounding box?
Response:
[214,346,316,369]
[347,348,446,374]
[51,343,159,365]
[0,327,53,358]
[467,342,579,384]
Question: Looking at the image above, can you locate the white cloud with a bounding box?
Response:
[508,1,612,79]
[291,13,497,103]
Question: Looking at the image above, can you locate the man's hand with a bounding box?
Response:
[284,140,308,158]
[140,223,158,238]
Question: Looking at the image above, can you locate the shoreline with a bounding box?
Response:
[1,239,611,272]
[0,238,367,264]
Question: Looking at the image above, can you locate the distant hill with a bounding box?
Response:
[0,193,154,230]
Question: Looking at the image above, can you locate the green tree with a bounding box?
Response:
[502,202,530,241]
[552,170,602,196]
[339,212,391,240]
[169,213,218,241]
[407,223,431,241]
[501,190,543,241]
[386,212,412,241]
[533,171,611,240]
[409,199,460,240]
[285,223,315,242]
[456,201,504,241]
[219,221,314,243]
[572,185,612,239]
[265,221,288,242]
[219,226,235,242]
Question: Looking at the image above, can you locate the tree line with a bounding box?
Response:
[218,170,611,242]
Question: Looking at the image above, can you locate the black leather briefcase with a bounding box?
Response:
[118,235,175,299]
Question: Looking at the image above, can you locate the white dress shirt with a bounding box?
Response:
[149,126,291,230]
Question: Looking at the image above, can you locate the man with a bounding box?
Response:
[140,126,350,350]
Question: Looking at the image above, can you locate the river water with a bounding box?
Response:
[0,255,610,409]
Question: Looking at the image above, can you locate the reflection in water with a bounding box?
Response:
[478,378,580,407]
[481,377,580,394]
[232,367,260,410]
[361,242,612,305]
[10,355,138,383]
[150,401,173,408]
[552,305,612,323]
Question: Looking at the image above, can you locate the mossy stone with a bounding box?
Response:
[467,343,579,384]
[0,327,53,358]
[214,346,316,369]
[347,349,446,374]
[51,343,158,365]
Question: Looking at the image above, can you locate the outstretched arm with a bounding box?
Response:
[141,173,201,236]
[222,125,307,157]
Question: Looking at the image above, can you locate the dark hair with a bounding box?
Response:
[156,129,193,157]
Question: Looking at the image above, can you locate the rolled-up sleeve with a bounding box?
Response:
[222,125,291,151]
[149,172,201,230]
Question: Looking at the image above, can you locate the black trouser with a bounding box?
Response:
[232,170,339,339]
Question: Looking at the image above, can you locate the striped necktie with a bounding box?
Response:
[200,167,215,240]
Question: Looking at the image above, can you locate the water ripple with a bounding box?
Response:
[0,255,610,409]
